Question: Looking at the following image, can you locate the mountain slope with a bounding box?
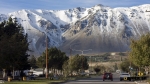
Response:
[1,4,150,56]
[59,4,150,55]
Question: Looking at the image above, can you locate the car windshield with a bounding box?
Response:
[105,73,111,75]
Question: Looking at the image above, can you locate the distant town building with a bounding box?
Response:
[111,53,116,56]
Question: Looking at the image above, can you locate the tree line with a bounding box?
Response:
[29,50,89,77]
[0,17,89,78]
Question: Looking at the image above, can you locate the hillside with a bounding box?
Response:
[0,4,150,56]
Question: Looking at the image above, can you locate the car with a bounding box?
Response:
[116,70,121,74]
[120,73,131,81]
[28,74,38,80]
[103,73,113,81]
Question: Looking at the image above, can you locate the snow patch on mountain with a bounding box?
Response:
[0,4,150,56]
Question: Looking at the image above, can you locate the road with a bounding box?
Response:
[60,73,136,84]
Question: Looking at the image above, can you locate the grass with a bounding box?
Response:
[2,75,91,84]
[3,79,65,84]
[4,81,47,84]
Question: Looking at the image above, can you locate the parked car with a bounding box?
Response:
[103,73,113,81]
[28,74,38,80]
[120,73,131,81]
[116,70,121,74]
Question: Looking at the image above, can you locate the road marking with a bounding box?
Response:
[62,81,135,84]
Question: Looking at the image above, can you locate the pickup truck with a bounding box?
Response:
[120,73,131,81]
[120,72,147,81]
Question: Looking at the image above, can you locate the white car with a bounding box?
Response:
[120,73,131,81]
[116,70,121,73]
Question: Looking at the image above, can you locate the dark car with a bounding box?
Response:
[28,74,38,80]
[103,73,113,81]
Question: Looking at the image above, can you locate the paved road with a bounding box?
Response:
[60,80,135,84]
[60,73,136,84]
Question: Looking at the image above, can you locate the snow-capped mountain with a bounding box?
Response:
[1,4,150,56]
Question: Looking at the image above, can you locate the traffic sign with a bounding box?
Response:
[138,72,143,76]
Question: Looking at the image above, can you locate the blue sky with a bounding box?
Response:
[0,0,150,14]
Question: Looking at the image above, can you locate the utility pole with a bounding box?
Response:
[45,32,48,79]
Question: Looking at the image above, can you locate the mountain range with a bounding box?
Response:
[0,4,150,56]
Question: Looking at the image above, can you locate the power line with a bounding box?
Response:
[72,49,92,55]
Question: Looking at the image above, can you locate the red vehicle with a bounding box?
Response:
[103,73,113,81]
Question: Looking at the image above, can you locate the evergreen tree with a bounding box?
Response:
[36,54,45,68]
[28,55,37,68]
[36,54,45,75]
[0,17,30,71]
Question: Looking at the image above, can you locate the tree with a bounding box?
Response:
[40,47,68,73]
[129,33,150,68]
[62,60,70,77]
[120,59,130,72]
[68,54,89,75]
[36,54,45,68]
[94,65,101,74]
[0,17,30,71]
[28,55,37,68]
[119,59,138,72]
[36,54,45,75]
[118,52,125,56]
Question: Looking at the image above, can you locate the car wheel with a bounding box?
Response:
[103,79,105,81]
[120,79,122,81]
[111,79,113,81]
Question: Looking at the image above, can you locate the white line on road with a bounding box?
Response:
[62,81,136,84]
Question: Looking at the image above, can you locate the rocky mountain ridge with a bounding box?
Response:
[0,4,150,56]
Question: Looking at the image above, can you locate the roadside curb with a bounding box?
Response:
[50,80,68,84]
[50,76,91,84]
[135,81,149,84]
